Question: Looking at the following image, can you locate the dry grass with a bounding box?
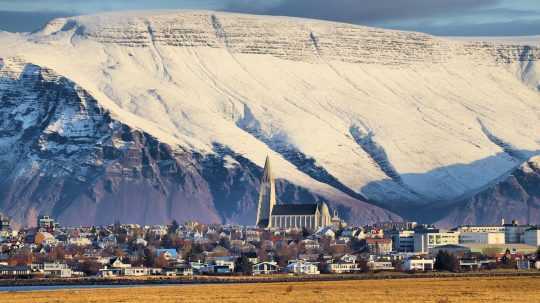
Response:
[1,276,540,303]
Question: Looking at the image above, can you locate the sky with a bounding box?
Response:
[0,0,539,36]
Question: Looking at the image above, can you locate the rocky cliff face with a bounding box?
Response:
[0,57,398,227]
[437,156,540,227]
[38,12,540,67]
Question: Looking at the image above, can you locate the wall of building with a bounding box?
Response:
[459,232,505,245]
[414,232,460,253]
[524,229,540,247]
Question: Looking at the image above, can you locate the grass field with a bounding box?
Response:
[1,276,539,303]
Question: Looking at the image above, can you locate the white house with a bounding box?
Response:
[315,227,336,239]
[326,262,360,274]
[68,237,92,247]
[252,262,279,275]
[201,259,236,274]
[99,258,150,277]
[402,258,434,271]
[340,254,359,264]
[326,262,363,274]
[286,260,320,275]
[367,261,394,271]
[134,237,148,247]
[33,263,73,278]
[122,267,148,276]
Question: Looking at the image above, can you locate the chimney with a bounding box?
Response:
[501,218,505,226]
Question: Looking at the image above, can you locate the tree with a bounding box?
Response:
[301,227,310,239]
[143,248,156,268]
[114,248,126,258]
[434,251,460,272]
[155,254,170,269]
[236,256,253,275]
[8,252,33,266]
[358,259,370,273]
[48,246,66,262]
[79,260,102,276]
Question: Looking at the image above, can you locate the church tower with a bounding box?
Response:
[256,156,276,228]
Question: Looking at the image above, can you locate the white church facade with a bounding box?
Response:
[256,156,335,230]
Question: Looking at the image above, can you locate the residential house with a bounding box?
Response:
[315,227,336,239]
[402,258,434,271]
[68,237,92,247]
[0,265,31,277]
[201,257,236,274]
[301,239,320,250]
[123,267,148,276]
[156,249,178,261]
[459,259,496,271]
[367,260,394,271]
[286,260,320,275]
[326,256,363,274]
[252,262,279,275]
[341,227,365,240]
[42,263,73,278]
[365,238,392,255]
[99,257,131,277]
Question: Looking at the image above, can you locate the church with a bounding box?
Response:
[256,156,334,230]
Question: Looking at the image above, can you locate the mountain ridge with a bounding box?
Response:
[0,10,539,225]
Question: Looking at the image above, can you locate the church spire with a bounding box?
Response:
[261,155,273,183]
[256,155,276,228]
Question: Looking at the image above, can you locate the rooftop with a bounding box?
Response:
[271,203,321,216]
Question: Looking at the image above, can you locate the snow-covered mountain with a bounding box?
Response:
[0,10,538,226]
[437,156,540,228]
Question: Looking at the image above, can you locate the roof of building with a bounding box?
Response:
[271,203,321,216]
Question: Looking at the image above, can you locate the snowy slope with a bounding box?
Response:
[0,56,396,226]
[0,10,539,224]
[437,156,540,227]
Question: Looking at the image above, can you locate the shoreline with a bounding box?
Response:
[1,270,539,290]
